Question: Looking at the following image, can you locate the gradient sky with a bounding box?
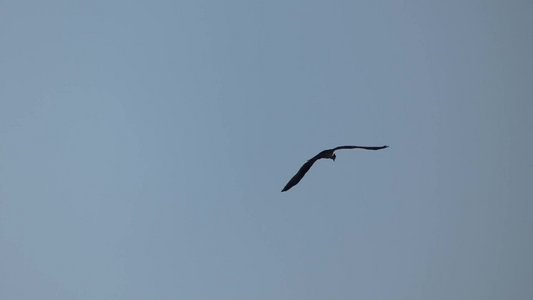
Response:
[1,1,532,299]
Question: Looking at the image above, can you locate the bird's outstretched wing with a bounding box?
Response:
[281,158,318,192]
[333,145,389,151]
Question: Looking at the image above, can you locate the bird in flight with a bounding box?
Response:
[281,145,388,192]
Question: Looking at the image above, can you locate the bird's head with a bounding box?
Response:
[331,153,336,161]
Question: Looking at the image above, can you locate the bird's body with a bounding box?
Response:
[281,145,388,192]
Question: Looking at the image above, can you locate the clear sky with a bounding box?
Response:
[1,1,532,299]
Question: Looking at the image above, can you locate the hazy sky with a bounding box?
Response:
[1,1,532,299]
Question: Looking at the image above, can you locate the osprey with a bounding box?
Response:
[281,145,388,192]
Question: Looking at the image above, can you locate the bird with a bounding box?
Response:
[281,145,388,192]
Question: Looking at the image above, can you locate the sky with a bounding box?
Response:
[1,0,532,299]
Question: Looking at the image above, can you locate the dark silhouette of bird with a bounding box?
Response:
[281,145,388,192]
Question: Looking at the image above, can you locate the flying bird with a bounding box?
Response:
[281,145,388,192]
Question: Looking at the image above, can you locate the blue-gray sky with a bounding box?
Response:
[1,1,532,299]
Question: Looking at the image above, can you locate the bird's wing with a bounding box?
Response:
[333,145,389,151]
[281,158,318,192]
